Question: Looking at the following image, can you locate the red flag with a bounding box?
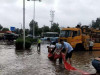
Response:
[61,53,90,75]
[54,53,61,60]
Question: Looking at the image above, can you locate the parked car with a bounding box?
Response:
[4,33,19,41]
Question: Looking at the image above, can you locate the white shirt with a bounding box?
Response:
[56,43,62,50]
[55,43,62,54]
[63,42,73,53]
[89,41,94,46]
[49,45,55,48]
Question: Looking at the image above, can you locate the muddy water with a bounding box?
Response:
[0,44,99,75]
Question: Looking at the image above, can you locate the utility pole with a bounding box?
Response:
[27,0,41,38]
[23,0,25,50]
[50,10,55,26]
[33,0,35,38]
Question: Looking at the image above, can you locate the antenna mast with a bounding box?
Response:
[50,10,55,26]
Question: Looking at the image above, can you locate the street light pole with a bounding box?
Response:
[23,0,25,50]
[33,0,35,38]
[27,0,41,38]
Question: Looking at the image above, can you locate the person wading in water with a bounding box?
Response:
[37,37,41,51]
[60,39,73,65]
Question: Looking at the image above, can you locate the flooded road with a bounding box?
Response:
[0,44,100,75]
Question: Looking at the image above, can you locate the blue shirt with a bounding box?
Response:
[56,43,62,49]
[62,42,73,53]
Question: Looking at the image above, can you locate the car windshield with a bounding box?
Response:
[60,30,71,37]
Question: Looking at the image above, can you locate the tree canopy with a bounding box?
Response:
[42,25,50,32]
[50,23,60,33]
[29,20,39,36]
[91,18,100,29]
[2,28,9,31]
[0,24,3,31]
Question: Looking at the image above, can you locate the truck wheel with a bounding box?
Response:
[74,43,84,51]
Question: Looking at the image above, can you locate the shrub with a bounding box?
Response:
[15,39,23,50]
[15,37,35,50]
[25,40,31,49]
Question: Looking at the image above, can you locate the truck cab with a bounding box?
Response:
[59,27,100,50]
[59,28,84,50]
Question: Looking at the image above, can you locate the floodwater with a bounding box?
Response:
[0,43,100,75]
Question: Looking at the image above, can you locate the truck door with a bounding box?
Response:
[70,30,82,48]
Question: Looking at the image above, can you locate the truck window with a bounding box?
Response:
[78,30,80,36]
[60,30,71,37]
[72,31,77,37]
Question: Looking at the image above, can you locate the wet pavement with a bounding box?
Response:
[0,44,100,75]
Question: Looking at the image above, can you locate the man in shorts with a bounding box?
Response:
[60,39,73,64]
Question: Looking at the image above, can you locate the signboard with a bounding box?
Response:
[10,27,15,31]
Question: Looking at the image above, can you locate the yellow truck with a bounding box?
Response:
[59,27,100,50]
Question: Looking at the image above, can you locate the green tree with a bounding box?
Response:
[0,24,3,31]
[38,28,43,36]
[42,25,50,32]
[25,29,30,36]
[2,28,9,31]
[20,29,23,33]
[14,28,20,34]
[29,20,39,36]
[50,23,60,33]
[91,18,100,29]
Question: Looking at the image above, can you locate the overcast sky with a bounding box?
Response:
[0,0,100,29]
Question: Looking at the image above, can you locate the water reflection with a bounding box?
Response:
[15,49,32,56]
[0,44,99,75]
